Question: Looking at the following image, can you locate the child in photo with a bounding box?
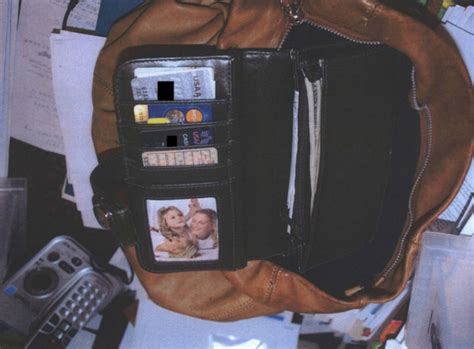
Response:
[152,205,199,259]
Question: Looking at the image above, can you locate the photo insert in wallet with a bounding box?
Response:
[147,197,219,261]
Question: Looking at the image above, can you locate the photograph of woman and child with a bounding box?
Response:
[147,197,219,261]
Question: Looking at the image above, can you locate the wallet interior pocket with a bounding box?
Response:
[297,45,420,295]
[120,120,233,148]
[117,99,230,125]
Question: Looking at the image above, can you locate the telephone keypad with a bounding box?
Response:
[38,276,109,348]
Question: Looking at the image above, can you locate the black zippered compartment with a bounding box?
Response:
[281,23,420,297]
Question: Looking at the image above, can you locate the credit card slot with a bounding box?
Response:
[117,99,231,124]
[126,177,244,272]
[120,122,233,149]
[123,142,237,171]
[118,98,228,105]
[114,53,235,101]
[125,161,234,185]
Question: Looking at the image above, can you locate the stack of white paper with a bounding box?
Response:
[10,0,101,155]
[50,31,106,228]
[0,0,19,177]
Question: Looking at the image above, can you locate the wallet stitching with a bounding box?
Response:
[226,56,237,264]
[125,178,235,190]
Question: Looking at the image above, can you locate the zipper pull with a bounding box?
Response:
[280,0,304,24]
[345,285,365,297]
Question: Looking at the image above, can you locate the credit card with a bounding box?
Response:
[130,68,215,101]
[142,147,218,167]
[134,104,213,124]
[141,127,214,147]
[134,67,205,78]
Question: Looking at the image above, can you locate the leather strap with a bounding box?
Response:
[90,149,137,247]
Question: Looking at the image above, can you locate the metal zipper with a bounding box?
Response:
[301,19,382,45]
[378,67,433,281]
[278,23,295,50]
[278,0,382,48]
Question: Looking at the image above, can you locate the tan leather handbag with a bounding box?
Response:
[91,0,473,321]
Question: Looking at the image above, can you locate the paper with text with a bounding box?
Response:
[11,0,101,154]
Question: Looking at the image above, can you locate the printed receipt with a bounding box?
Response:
[10,0,100,154]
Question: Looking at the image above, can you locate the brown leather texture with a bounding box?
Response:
[92,0,474,320]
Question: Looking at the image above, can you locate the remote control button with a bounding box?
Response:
[54,329,64,340]
[62,336,72,346]
[78,286,86,294]
[65,300,74,308]
[58,261,75,274]
[59,320,71,332]
[72,293,81,302]
[24,267,58,297]
[68,328,78,337]
[71,257,82,267]
[47,252,60,262]
[76,308,84,315]
[84,281,92,288]
[85,292,94,300]
[59,308,70,317]
[92,287,99,294]
[49,314,60,326]
[41,323,55,333]
[67,314,78,323]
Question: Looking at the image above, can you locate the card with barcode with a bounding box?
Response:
[141,127,214,147]
[134,104,213,124]
[142,147,218,167]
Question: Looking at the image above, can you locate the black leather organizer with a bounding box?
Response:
[111,23,420,295]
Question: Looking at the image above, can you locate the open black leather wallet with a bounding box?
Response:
[91,41,419,288]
